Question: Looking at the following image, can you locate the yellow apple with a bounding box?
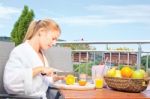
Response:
[106,67,116,77]
[114,70,122,78]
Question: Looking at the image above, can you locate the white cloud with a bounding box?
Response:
[55,5,150,26]
[0,5,21,29]
[85,5,150,23]
[54,16,134,26]
[86,5,150,15]
[0,5,20,19]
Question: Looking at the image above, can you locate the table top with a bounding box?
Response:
[60,88,150,99]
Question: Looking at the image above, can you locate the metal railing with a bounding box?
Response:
[57,40,150,74]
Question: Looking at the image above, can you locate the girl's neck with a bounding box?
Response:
[28,37,40,53]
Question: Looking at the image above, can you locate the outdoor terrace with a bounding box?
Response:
[1,40,150,99]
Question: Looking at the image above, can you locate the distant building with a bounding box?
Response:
[73,52,92,63]
[0,36,11,42]
[104,52,137,65]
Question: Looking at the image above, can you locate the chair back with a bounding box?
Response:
[44,47,73,72]
[0,41,15,93]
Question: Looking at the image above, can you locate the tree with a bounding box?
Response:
[141,55,150,69]
[11,5,34,45]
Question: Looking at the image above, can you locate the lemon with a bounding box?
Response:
[66,74,75,85]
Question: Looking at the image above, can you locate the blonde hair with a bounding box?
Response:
[23,19,61,41]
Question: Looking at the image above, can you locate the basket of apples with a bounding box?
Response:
[104,66,149,93]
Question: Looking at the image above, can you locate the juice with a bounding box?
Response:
[95,78,103,88]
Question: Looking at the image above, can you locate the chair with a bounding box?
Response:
[44,47,80,99]
[45,46,79,76]
[44,46,76,76]
[0,41,41,99]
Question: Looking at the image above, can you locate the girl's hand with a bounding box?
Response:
[53,75,65,82]
[42,67,54,76]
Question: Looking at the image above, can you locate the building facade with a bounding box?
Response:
[104,52,137,66]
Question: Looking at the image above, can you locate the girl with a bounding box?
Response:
[4,19,63,99]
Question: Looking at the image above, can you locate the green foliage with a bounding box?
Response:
[118,64,124,70]
[11,5,34,45]
[73,61,95,76]
[141,55,150,68]
[60,43,96,50]
[108,47,133,51]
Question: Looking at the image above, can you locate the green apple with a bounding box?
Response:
[106,67,116,77]
[114,70,122,78]
[139,69,146,75]
[131,70,144,79]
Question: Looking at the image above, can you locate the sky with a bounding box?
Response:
[0,0,150,51]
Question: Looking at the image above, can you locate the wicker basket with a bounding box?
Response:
[104,76,149,93]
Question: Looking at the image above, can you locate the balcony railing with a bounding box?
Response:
[57,40,150,75]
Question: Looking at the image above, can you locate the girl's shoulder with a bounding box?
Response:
[11,42,29,55]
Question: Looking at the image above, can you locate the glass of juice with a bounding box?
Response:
[95,78,103,88]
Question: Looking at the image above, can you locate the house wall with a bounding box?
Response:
[104,52,137,65]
